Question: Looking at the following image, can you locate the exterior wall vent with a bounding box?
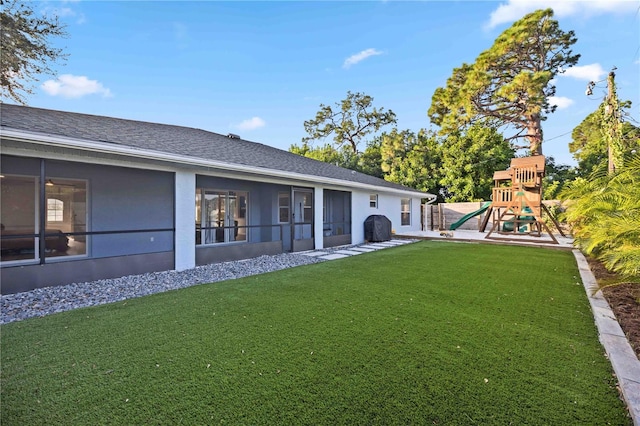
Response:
[227,133,241,139]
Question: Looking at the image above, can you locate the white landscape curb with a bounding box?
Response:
[573,250,640,425]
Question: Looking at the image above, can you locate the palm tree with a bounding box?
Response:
[561,155,640,277]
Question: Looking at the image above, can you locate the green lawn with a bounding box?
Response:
[0,242,631,425]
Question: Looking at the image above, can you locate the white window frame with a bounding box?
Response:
[278,192,290,224]
[401,198,411,226]
[47,198,64,222]
[369,194,378,209]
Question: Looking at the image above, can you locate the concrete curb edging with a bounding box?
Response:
[573,250,640,425]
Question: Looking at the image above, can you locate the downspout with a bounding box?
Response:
[423,194,438,231]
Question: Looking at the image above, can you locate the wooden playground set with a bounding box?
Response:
[448,155,566,245]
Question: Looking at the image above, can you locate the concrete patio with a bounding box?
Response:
[398,229,575,250]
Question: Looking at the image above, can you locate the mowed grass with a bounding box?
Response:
[1,242,631,425]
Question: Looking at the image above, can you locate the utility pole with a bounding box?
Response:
[606,70,617,174]
[586,67,621,175]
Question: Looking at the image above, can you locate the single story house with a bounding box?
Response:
[1,104,435,294]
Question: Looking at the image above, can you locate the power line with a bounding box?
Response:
[544,130,572,143]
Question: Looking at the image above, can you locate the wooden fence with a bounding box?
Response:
[423,200,564,231]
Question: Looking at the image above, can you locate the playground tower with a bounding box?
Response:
[480,155,564,244]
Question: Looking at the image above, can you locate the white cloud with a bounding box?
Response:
[548,96,574,109]
[41,74,112,98]
[235,117,266,131]
[43,5,86,25]
[55,7,75,18]
[486,0,638,29]
[343,48,383,69]
[560,63,606,81]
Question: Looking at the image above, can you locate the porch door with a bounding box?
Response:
[292,189,313,242]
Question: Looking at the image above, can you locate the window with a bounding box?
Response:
[278,193,290,223]
[369,194,378,208]
[196,189,248,245]
[302,194,313,222]
[401,198,411,226]
[47,199,64,222]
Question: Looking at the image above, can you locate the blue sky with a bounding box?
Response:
[18,0,640,166]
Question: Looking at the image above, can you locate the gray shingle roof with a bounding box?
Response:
[0,103,430,195]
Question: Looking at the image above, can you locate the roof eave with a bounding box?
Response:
[1,127,435,200]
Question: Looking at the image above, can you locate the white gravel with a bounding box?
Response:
[1,252,324,324]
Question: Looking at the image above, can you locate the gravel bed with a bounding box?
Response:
[1,252,324,325]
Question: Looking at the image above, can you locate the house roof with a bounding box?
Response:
[0,104,433,198]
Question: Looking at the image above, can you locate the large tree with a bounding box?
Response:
[289,140,384,178]
[377,128,443,196]
[438,125,514,202]
[302,91,397,153]
[543,156,576,199]
[289,141,353,168]
[428,9,579,155]
[1,0,68,104]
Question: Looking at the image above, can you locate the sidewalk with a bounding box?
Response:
[299,239,414,261]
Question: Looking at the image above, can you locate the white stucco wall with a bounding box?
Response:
[314,185,324,250]
[174,171,196,270]
[352,190,423,243]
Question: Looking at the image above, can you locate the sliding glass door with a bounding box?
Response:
[197,189,247,245]
[1,174,87,263]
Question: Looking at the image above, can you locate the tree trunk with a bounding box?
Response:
[526,114,543,155]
